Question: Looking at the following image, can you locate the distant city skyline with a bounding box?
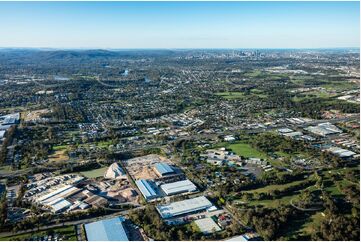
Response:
[0,1,359,49]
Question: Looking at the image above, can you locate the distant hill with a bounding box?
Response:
[0,49,177,64]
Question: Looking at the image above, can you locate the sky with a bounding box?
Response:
[0,1,359,49]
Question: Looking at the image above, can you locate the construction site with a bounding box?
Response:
[122,154,176,180]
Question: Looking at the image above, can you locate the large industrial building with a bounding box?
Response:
[305,123,342,136]
[326,146,356,158]
[154,162,175,177]
[85,216,129,241]
[160,179,197,196]
[135,179,159,200]
[156,196,213,219]
[36,184,82,213]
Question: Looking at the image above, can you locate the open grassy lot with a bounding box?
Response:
[247,194,296,208]
[215,91,245,100]
[291,90,338,102]
[52,144,69,151]
[244,179,307,194]
[301,212,324,234]
[80,166,107,178]
[227,142,268,159]
[250,88,268,98]
[281,212,325,240]
[0,165,12,172]
[96,140,113,148]
[48,149,69,163]
[0,226,77,241]
[215,90,268,100]
[322,81,358,91]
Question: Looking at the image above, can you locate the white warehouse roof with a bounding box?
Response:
[156,196,213,219]
[49,198,72,213]
[160,179,197,196]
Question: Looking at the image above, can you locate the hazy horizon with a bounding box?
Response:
[0,1,359,49]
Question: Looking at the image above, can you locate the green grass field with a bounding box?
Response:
[227,142,268,159]
[247,194,296,208]
[244,179,306,193]
[281,212,325,240]
[215,90,268,100]
[0,165,12,172]
[0,226,77,241]
[80,166,107,178]
[96,140,113,148]
[215,92,245,100]
[52,145,69,151]
[250,89,268,98]
[322,81,358,91]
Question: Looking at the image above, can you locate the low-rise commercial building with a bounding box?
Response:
[160,179,197,196]
[154,163,175,177]
[156,196,213,219]
[85,216,129,241]
[135,179,159,200]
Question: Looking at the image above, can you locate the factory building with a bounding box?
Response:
[305,123,342,136]
[135,179,159,200]
[85,216,129,241]
[47,198,72,213]
[156,196,213,219]
[154,163,175,177]
[160,179,197,196]
[35,185,83,213]
[326,146,356,158]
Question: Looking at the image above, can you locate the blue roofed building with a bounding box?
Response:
[135,179,159,200]
[85,216,129,241]
[154,162,175,177]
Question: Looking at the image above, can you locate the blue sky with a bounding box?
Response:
[0,1,359,49]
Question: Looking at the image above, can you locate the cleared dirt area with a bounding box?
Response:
[23,109,50,122]
[48,149,69,163]
[123,154,173,180]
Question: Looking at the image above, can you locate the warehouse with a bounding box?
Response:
[156,196,213,219]
[154,162,175,177]
[305,123,342,136]
[326,147,356,158]
[47,197,72,213]
[135,179,159,200]
[160,179,197,196]
[85,216,129,241]
[36,185,75,203]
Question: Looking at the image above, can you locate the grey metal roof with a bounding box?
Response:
[154,162,174,175]
[156,196,213,219]
[160,179,197,195]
